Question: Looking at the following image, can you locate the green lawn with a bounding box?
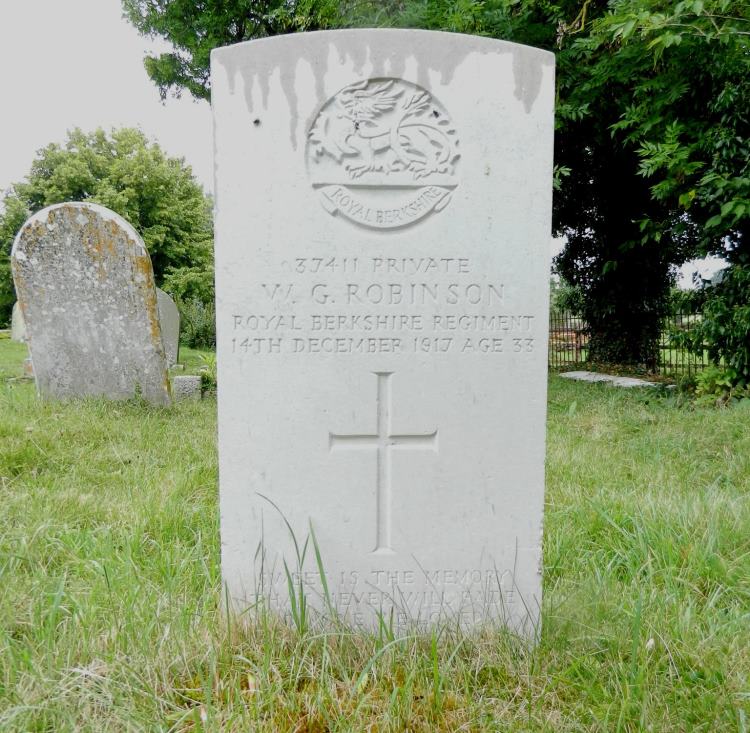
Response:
[0,335,29,380]
[0,340,748,731]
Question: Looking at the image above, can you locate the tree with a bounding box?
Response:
[121,0,347,100]
[594,0,749,381]
[550,0,693,369]
[0,127,213,326]
[575,0,749,370]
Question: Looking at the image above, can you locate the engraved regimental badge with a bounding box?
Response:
[306,78,460,230]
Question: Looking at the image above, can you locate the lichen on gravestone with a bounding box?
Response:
[11,202,170,405]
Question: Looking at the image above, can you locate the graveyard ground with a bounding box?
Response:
[0,337,748,732]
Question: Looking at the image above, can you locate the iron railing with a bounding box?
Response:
[549,311,709,376]
[548,311,588,370]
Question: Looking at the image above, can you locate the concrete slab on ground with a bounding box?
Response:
[560,371,660,388]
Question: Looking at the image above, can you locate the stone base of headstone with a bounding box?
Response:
[172,375,202,401]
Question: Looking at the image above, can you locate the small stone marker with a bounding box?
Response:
[171,374,202,401]
[212,30,554,633]
[156,288,180,365]
[11,202,170,404]
[11,302,27,342]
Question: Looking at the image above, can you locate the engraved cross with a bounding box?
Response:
[329,371,438,555]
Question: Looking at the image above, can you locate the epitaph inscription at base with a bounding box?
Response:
[213,30,554,633]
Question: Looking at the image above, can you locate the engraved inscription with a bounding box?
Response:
[307,78,460,229]
[255,566,518,626]
[228,254,540,357]
[329,372,438,554]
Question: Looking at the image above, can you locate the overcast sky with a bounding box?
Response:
[0,0,213,194]
[0,0,722,285]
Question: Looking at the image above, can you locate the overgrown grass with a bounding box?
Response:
[0,335,28,380]
[177,346,216,377]
[0,340,748,731]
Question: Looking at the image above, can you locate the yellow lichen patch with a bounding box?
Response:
[137,256,163,347]
[15,220,47,259]
[80,220,119,282]
[101,219,120,257]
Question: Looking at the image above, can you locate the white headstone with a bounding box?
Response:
[11,202,171,405]
[212,30,554,633]
[11,302,26,342]
[156,288,180,365]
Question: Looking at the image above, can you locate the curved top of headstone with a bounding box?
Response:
[11,202,170,404]
[211,28,555,66]
[211,30,554,139]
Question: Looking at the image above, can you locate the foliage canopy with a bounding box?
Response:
[0,127,214,326]
[596,0,749,381]
[122,0,346,100]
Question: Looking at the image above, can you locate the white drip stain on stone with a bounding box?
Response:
[215,30,551,158]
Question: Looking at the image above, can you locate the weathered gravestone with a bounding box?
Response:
[156,288,180,366]
[11,302,27,342]
[11,202,170,405]
[212,30,554,633]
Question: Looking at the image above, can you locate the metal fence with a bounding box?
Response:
[548,311,589,370]
[548,311,709,375]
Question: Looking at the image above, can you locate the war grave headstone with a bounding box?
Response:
[11,202,171,405]
[212,30,554,633]
[156,287,180,366]
[11,302,27,342]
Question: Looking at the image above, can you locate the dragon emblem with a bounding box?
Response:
[306,78,460,229]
